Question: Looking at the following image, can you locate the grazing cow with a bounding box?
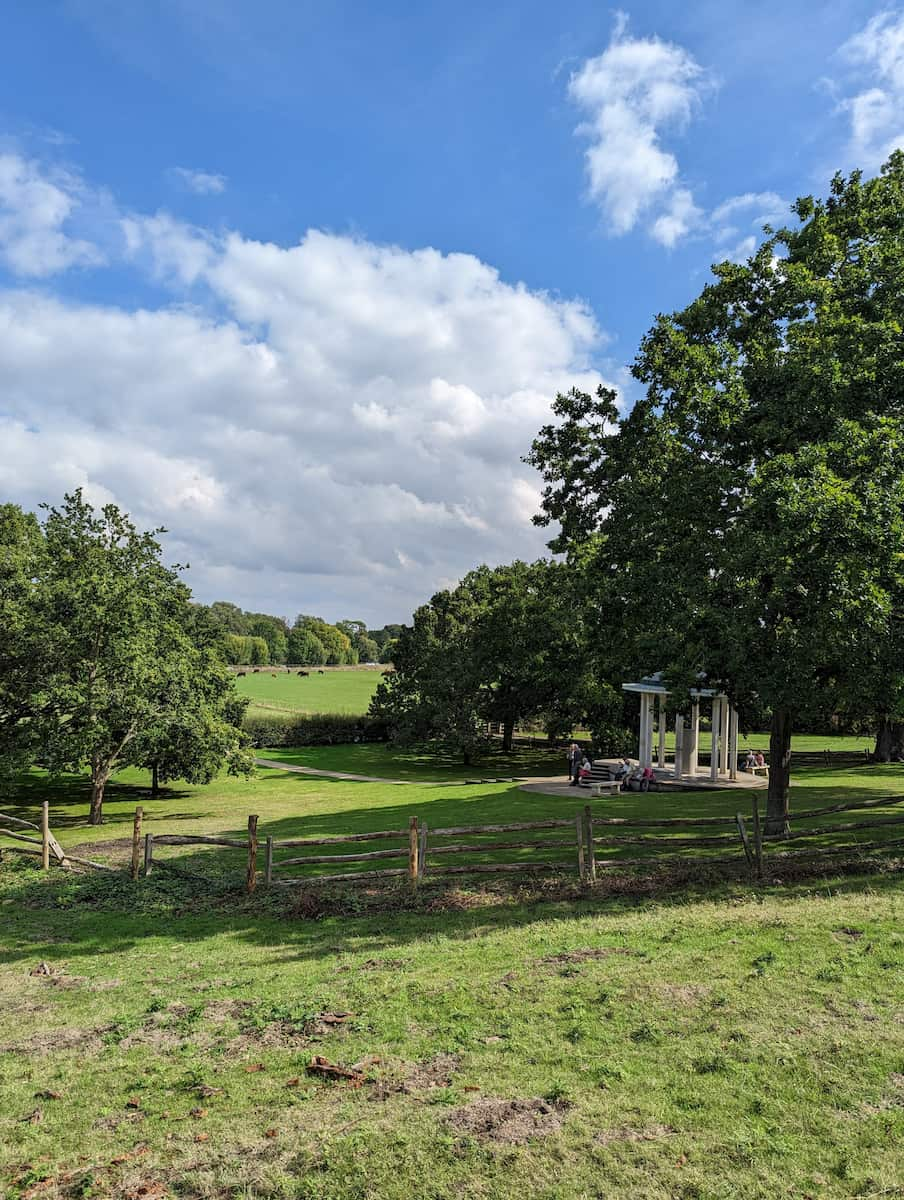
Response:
[271,672,277,677]
[236,671,246,677]
[317,669,325,674]
[297,670,308,676]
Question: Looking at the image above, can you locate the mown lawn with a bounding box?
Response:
[236,669,385,717]
[1,756,902,1198]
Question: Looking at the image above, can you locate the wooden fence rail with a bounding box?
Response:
[7,787,901,892]
[0,804,74,871]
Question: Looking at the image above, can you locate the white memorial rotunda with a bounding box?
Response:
[622,673,759,787]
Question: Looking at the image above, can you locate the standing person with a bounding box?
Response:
[568,742,582,786]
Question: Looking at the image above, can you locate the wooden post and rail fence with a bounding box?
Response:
[3,793,904,890]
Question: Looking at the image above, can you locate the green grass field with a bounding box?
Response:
[2,754,903,1198]
[235,668,385,717]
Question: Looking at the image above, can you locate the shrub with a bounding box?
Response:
[243,712,390,748]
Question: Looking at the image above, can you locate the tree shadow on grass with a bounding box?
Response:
[1,770,200,831]
[1,816,901,975]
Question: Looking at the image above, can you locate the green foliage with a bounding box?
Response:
[221,633,270,666]
[287,626,327,665]
[245,614,289,664]
[243,711,389,747]
[294,615,354,665]
[1,491,251,823]
[370,585,489,764]
[371,560,623,758]
[528,154,904,821]
[0,503,45,793]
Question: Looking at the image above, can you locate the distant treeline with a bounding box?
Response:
[201,602,404,667]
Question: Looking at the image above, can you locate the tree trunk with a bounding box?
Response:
[872,717,904,762]
[151,762,159,796]
[502,718,515,753]
[765,709,792,836]
[463,750,472,766]
[89,771,107,826]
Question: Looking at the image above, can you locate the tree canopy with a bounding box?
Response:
[528,155,904,828]
[0,492,253,823]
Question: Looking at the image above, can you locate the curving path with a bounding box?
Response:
[254,757,557,788]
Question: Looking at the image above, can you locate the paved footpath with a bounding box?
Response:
[254,757,560,788]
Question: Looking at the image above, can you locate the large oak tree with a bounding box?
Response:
[529,156,904,831]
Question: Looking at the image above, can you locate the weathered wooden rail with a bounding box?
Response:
[0,805,114,871]
[6,788,902,893]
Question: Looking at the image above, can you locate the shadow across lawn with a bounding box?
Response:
[1,844,902,976]
[1,769,199,831]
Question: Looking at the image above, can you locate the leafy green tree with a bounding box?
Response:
[337,620,379,663]
[371,624,405,650]
[287,627,327,665]
[370,588,488,764]
[137,606,254,793]
[379,638,398,664]
[0,504,46,793]
[528,156,904,831]
[207,601,248,634]
[247,614,289,664]
[247,636,270,666]
[295,616,352,665]
[463,560,590,752]
[21,491,252,824]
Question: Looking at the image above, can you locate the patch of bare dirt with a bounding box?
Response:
[656,983,710,1006]
[203,999,253,1022]
[1,1025,112,1054]
[67,837,133,864]
[595,1124,677,1146]
[231,1010,352,1051]
[447,1097,570,1144]
[539,947,636,965]
[371,1052,462,1098]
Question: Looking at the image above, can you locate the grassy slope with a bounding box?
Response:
[236,669,384,716]
[1,757,903,1198]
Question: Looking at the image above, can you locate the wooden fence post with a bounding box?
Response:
[131,807,143,880]
[583,805,596,883]
[41,802,50,871]
[417,821,428,880]
[246,815,259,894]
[575,812,586,882]
[144,833,153,877]
[408,816,419,886]
[735,813,753,870]
[265,836,273,886]
[751,795,763,881]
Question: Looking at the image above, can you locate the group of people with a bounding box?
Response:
[567,745,655,791]
[743,749,767,771]
[567,743,591,786]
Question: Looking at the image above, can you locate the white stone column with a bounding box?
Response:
[720,698,730,776]
[688,701,700,776]
[674,713,684,778]
[729,705,739,781]
[710,698,720,782]
[657,695,666,768]
[638,692,649,766]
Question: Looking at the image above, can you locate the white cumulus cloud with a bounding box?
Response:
[168,166,228,195]
[0,154,611,623]
[838,10,904,166]
[568,14,712,246]
[710,191,790,261]
[0,153,104,276]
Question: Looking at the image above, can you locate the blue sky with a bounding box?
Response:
[0,1,901,624]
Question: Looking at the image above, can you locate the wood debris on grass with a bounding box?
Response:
[307,1054,381,1085]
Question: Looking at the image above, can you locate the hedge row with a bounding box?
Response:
[243,712,390,748]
